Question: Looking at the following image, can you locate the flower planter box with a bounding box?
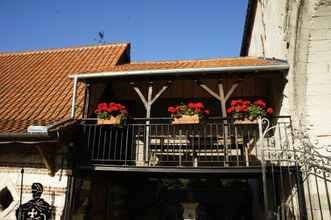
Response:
[97,115,122,125]
[172,114,200,124]
[234,118,258,125]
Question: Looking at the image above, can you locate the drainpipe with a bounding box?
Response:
[83,82,92,118]
[71,76,78,118]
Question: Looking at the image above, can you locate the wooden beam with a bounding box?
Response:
[199,84,222,102]
[218,80,227,117]
[133,86,148,110]
[35,145,55,176]
[151,85,169,104]
[198,79,241,118]
[224,81,240,101]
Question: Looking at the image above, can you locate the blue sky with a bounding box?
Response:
[0,0,247,61]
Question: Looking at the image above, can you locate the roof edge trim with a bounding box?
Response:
[0,42,130,56]
[69,63,289,80]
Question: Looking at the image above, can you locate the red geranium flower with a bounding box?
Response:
[194,102,203,108]
[168,106,176,113]
[231,100,238,106]
[110,103,121,111]
[204,109,210,115]
[267,108,273,114]
[241,106,249,112]
[188,102,195,109]
[227,107,234,113]
[254,99,266,108]
[98,103,108,111]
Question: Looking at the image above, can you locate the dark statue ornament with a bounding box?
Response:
[16,183,52,220]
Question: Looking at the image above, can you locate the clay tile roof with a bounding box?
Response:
[101,57,282,72]
[0,43,129,133]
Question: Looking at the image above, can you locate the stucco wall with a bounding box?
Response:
[306,1,331,141]
[247,0,331,144]
[247,0,331,219]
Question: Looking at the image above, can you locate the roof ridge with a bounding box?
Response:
[126,56,260,65]
[0,42,130,56]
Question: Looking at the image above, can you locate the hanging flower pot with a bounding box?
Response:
[97,115,123,125]
[172,114,200,124]
[233,118,258,125]
[95,102,128,125]
[168,102,209,125]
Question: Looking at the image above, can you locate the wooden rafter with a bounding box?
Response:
[198,79,241,118]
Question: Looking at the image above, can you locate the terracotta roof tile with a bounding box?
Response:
[95,57,282,73]
[0,42,286,134]
[0,43,129,133]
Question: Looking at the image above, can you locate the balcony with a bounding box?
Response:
[77,116,292,171]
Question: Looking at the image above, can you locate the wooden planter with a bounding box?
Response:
[97,115,122,125]
[172,114,200,124]
[234,118,258,125]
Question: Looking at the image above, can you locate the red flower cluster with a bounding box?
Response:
[227,100,251,114]
[95,102,128,119]
[227,99,273,119]
[168,102,210,117]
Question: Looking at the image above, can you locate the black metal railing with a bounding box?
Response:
[78,117,290,168]
[77,116,331,219]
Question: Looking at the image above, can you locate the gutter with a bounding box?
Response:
[0,118,76,143]
[68,64,289,80]
[0,132,58,143]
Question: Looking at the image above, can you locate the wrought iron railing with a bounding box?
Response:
[258,117,331,219]
[77,116,331,219]
[79,117,289,168]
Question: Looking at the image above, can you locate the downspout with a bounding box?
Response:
[83,82,92,118]
[71,76,78,118]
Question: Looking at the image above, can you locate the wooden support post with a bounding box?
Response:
[198,79,241,166]
[218,80,227,118]
[132,81,172,163]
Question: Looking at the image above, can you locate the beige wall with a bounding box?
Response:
[247,0,331,218]
[247,0,331,144]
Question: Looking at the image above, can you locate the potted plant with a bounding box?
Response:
[168,102,210,124]
[226,99,273,124]
[95,102,128,125]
